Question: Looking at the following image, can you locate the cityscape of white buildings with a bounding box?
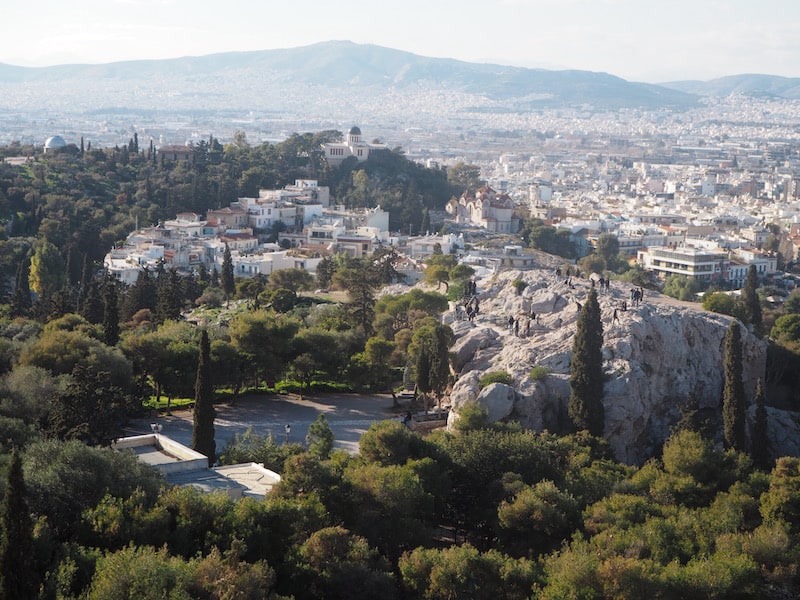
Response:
[38,96,800,291]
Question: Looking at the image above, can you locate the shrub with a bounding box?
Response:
[529,366,549,381]
[478,371,513,389]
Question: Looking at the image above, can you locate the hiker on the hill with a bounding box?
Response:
[613,308,619,323]
[514,319,519,337]
[508,315,515,331]
[525,319,531,336]
[576,301,582,312]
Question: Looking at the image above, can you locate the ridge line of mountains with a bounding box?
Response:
[1,40,798,112]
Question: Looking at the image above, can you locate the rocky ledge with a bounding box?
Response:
[442,268,796,464]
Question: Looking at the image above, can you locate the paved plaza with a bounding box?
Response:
[124,393,402,455]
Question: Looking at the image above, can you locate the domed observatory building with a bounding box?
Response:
[321,125,386,167]
[44,135,67,154]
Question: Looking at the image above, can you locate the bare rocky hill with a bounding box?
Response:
[437,267,798,464]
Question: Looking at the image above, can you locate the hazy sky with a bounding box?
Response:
[3,0,800,82]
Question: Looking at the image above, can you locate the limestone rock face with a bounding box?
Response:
[447,268,784,464]
[476,382,516,422]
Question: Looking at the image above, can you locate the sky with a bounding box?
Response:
[2,0,800,83]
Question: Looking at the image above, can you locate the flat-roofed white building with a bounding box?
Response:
[638,246,727,282]
[113,433,281,500]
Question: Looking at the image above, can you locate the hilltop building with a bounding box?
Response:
[44,135,66,153]
[322,126,386,167]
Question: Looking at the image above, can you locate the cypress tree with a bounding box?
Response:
[103,277,120,346]
[569,288,605,436]
[78,253,92,305]
[751,378,770,469]
[222,243,235,303]
[193,330,216,466]
[0,448,37,599]
[123,267,156,320]
[155,268,183,323]
[428,324,452,410]
[723,321,746,451]
[742,264,762,336]
[10,255,31,317]
[82,277,104,324]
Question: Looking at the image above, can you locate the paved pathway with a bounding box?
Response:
[124,393,401,455]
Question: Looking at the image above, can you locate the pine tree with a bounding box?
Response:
[751,378,770,469]
[193,330,216,466]
[569,288,605,436]
[742,264,762,336]
[0,448,37,599]
[222,243,235,303]
[723,321,746,451]
[103,277,120,346]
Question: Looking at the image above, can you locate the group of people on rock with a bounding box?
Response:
[592,276,611,292]
[630,287,645,307]
[507,314,535,338]
[453,280,481,322]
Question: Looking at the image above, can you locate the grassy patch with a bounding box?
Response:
[478,370,513,389]
[529,366,549,381]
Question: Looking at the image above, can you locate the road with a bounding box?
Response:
[123,393,401,455]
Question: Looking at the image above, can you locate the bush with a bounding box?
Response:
[529,366,549,381]
[478,371,513,389]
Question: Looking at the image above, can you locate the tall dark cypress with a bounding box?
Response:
[742,264,762,336]
[723,321,746,451]
[78,253,92,305]
[103,277,120,346]
[0,448,37,599]
[222,243,235,303]
[82,277,105,324]
[569,287,605,436]
[193,330,216,466]
[751,378,770,469]
[10,255,31,317]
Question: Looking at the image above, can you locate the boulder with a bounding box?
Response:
[476,382,516,422]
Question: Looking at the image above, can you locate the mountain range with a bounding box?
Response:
[0,41,797,118]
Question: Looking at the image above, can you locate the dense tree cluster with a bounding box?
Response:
[0,130,459,315]
[0,401,792,597]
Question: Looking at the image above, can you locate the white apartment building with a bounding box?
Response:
[638,246,727,282]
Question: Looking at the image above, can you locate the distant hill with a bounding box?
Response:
[661,74,800,99]
[0,41,698,111]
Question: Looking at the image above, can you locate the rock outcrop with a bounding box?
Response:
[443,268,798,464]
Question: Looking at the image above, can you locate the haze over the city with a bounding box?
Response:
[3,0,800,82]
